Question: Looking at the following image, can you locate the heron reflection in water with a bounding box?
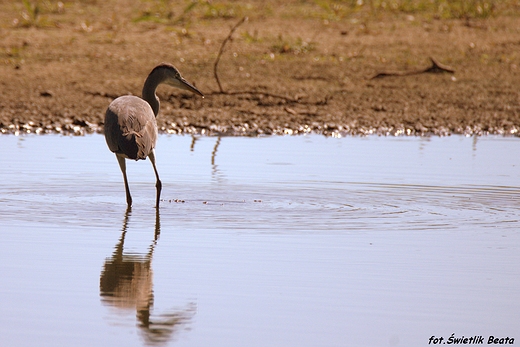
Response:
[100,208,195,345]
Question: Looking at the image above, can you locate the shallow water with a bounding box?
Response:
[1,134,519,347]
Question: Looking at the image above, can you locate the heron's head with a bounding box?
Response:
[155,63,204,97]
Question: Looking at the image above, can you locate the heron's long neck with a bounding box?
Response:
[142,70,164,117]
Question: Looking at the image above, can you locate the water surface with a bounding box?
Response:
[1,135,519,347]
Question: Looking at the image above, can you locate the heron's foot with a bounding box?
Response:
[126,194,132,207]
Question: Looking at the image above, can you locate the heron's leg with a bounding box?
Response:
[116,154,132,207]
[148,150,162,208]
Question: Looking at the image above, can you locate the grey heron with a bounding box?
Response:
[104,63,203,208]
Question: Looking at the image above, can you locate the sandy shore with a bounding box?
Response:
[1,1,519,136]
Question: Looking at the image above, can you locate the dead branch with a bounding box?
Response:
[205,90,299,103]
[214,16,248,93]
[423,57,455,73]
[204,90,333,105]
[370,57,455,79]
[210,17,330,106]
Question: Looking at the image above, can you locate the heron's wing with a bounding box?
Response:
[104,96,158,160]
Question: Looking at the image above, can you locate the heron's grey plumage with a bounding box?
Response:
[105,96,158,160]
[104,63,203,208]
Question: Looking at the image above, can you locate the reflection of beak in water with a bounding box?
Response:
[100,208,195,346]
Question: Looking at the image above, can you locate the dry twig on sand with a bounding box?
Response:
[371,57,455,79]
[213,16,248,93]
[211,17,318,104]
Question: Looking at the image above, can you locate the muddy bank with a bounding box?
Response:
[0,1,519,136]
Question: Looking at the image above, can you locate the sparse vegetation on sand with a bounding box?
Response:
[0,0,519,136]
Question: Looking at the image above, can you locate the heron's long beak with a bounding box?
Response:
[171,77,204,97]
